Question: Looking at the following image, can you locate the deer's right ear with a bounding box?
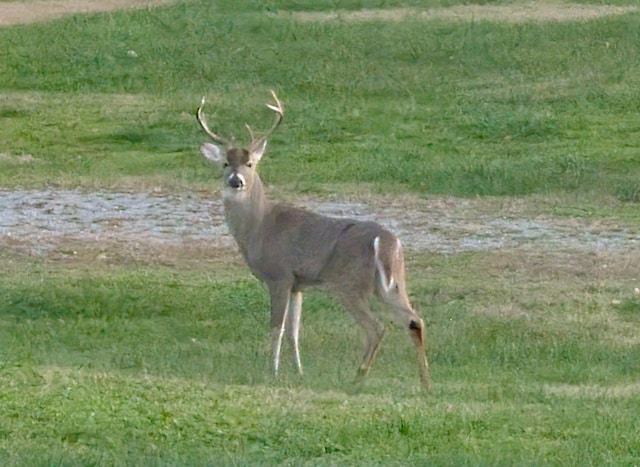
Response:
[200,143,225,166]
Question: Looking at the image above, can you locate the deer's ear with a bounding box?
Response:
[200,143,225,166]
[251,139,268,164]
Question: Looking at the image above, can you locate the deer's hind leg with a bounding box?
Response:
[377,290,430,393]
[340,294,386,382]
[374,236,430,392]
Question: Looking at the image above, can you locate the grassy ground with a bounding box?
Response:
[0,0,638,198]
[1,0,640,465]
[1,246,639,465]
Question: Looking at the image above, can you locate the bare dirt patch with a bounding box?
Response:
[0,0,176,27]
[1,1,638,27]
[1,189,638,264]
[280,3,640,24]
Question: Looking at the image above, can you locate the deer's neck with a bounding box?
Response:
[223,175,271,257]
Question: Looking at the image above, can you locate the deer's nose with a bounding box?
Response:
[228,174,245,189]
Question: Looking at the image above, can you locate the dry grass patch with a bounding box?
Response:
[464,248,640,349]
[0,153,34,164]
[544,381,640,398]
[1,235,244,270]
[281,2,640,24]
[0,0,176,26]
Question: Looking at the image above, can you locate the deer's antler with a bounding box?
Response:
[248,90,284,150]
[196,96,232,147]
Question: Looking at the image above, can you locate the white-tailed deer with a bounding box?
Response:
[196,91,430,392]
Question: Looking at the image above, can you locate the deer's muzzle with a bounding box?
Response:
[227,173,246,190]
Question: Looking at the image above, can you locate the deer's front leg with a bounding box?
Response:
[287,291,303,375]
[268,281,292,377]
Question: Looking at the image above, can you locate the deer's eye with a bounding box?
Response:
[223,162,229,168]
[246,162,253,168]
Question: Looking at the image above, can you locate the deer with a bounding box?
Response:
[195,91,430,393]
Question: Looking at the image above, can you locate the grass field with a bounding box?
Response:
[1,0,640,465]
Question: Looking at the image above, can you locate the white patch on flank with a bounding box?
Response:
[373,236,396,294]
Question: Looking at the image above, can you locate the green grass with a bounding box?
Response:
[1,250,640,465]
[2,0,640,464]
[0,0,639,198]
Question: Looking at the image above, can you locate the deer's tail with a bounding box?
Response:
[373,234,400,295]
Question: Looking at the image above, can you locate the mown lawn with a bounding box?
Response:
[1,0,640,465]
[1,248,639,464]
[0,0,638,198]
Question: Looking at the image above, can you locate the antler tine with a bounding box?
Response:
[265,89,284,135]
[250,90,284,147]
[196,96,232,147]
[244,123,256,142]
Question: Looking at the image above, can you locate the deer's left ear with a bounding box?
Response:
[200,142,225,166]
[250,139,268,164]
